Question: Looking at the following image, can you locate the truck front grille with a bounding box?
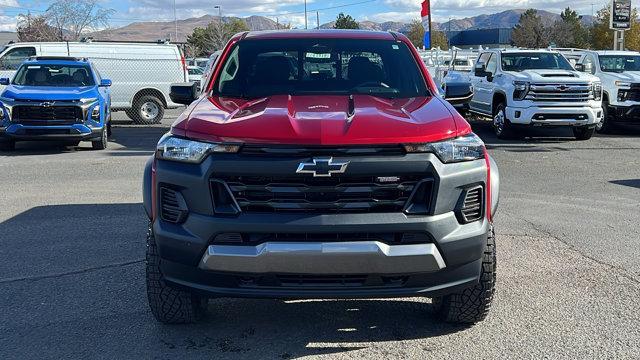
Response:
[13,105,82,125]
[216,175,425,213]
[525,83,592,102]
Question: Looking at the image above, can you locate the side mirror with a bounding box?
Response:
[474,63,488,77]
[0,78,10,86]
[100,79,112,87]
[575,64,585,72]
[170,82,198,106]
[443,82,474,105]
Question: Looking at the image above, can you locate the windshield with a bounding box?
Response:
[188,67,203,75]
[214,38,428,99]
[598,55,640,72]
[501,53,574,72]
[12,64,95,87]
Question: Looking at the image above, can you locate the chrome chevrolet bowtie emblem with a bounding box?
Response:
[556,85,569,91]
[296,157,349,177]
[40,101,55,107]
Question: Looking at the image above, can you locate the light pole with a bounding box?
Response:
[304,0,308,29]
[173,0,178,42]
[214,5,221,25]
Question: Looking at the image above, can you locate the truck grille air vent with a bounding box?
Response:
[457,186,484,224]
[525,83,592,102]
[216,175,425,213]
[160,187,188,223]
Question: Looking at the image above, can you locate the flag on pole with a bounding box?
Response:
[421,0,431,49]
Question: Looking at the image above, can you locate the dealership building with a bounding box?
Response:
[446,28,513,48]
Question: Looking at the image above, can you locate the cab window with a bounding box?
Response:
[0,47,36,71]
[486,54,498,74]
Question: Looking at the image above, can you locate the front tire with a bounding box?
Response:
[0,139,15,151]
[431,224,496,324]
[493,103,517,139]
[573,126,595,140]
[146,223,207,324]
[91,126,108,150]
[596,102,615,133]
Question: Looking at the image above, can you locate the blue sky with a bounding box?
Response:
[0,0,605,32]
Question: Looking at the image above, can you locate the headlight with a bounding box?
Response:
[593,82,602,101]
[91,107,100,120]
[156,134,240,163]
[513,80,530,100]
[615,81,631,88]
[404,133,485,163]
[80,97,98,104]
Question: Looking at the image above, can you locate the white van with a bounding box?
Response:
[0,40,188,124]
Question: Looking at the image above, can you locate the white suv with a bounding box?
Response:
[576,50,640,132]
[468,49,603,140]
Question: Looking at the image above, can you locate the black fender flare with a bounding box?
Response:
[142,156,154,219]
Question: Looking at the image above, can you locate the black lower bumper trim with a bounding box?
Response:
[160,257,482,299]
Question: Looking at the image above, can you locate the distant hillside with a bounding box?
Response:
[437,9,594,31]
[91,15,282,42]
[89,9,595,43]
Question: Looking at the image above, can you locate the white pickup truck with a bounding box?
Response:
[575,50,640,132]
[466,49,603,140]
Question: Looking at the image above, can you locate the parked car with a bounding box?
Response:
[143,30,500,325]
[0,40,187,124]
[575,50,640,132]
[187,65,203,89]
[0,56,111,151]
[200,50,222,90]
[188,57,209,69]
[467,49,603,140]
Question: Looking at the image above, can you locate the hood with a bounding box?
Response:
[1,85,98,101]
[509,69,596,83]
[602,71,640,83]
[173,94,461,145]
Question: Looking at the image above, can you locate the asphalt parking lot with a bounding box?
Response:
[1,109,639,359]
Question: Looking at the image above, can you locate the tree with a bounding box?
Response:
[403,20,448,50]
[512,9,549,48]
[591,6,640,51]
[334,13,359,29]
[45,0,114,41]
[432,30,449,50]
[407,19,425,47]
[16,14,59,42]
[549,7,590,48]
[187,19,250,57]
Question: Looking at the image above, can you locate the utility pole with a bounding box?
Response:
[317,11,320,29]
[304,0,308,29]
[214,5,221,25]
[448,16,451,48]
[173,0,178,42]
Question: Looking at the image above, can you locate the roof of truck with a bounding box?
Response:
[243,29,397,41]
[590,50,640,55]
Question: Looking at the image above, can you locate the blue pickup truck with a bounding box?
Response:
[0,56,112,151]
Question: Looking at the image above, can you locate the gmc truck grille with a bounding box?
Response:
[215,175,427,213]
[525,83,592,102]
[12,105,83,125]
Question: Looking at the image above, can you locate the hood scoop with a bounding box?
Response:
[540,73,577,78]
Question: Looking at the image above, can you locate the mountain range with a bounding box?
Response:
[90,9,595,43]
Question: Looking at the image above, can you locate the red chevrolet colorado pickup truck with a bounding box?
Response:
[143,30,500,324]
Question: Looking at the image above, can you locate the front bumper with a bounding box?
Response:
[506,105,602,126]
[146,151,498,299]
[0,123,103,141]
[608,104,640,124]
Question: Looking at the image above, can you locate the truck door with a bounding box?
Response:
[470,52,493,115]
